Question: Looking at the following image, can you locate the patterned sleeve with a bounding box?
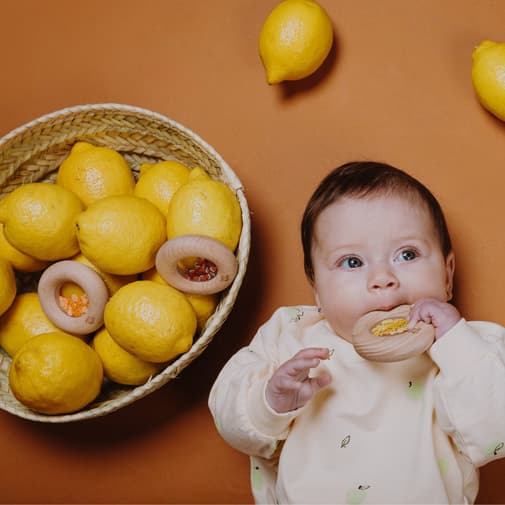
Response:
[429,319,505,467]
[208,307,302,459]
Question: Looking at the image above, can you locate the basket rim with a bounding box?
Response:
[0,103,246,194]
[0,103,251,423]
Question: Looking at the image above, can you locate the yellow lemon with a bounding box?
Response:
[9,332,103,415]
[134,160,190,217]
[92,327,164,386]
[104,280,196,363]
[56,141,135,207]
[0,183,83,261]
[0,257,16,317]
[0,292,76,357]
[472,40,505,121]
[0,224,49,272]
[259,0,333,84]
[76,195,166,275]
[142,267,218,332]
[60,253,137,299]
[185,292,219,332]
[166,168,242,251]
[187,166,210,181]
[141,267,166,284]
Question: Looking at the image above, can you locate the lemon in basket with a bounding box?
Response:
[76,194,166,275]
[472,40,505,121]
[142,267,218,332]
[133,160,190,217]
[0,224,49,272]
[9,331,103,415]
[0,183,83,261]
[56,141,135,207]
[92,326,164,386]
[259,0,333,84]
[104,280,197,363]
[0,292,76,357]
[61,253,137,299]
[166,168,242,251]
[0,257,15,317]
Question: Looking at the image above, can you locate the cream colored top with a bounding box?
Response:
[208,306,505,504]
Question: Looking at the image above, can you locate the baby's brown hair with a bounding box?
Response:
[301,161,453,283]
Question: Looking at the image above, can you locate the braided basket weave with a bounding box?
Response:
[0,104,250,423]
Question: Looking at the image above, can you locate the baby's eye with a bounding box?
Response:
[339,256,363,269]
[396,249,418,262]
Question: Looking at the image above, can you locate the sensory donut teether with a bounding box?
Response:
[352,304,435,362]
[37,260,109,335]
[155,235,238,295]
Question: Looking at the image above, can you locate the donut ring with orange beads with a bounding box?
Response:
[37,260,109,335]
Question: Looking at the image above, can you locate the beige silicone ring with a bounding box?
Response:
[155,235,238,295]
[37,260,109,335]
[352,304,435,362]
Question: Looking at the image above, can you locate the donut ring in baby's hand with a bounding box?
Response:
[352,305,435,362]
[155,235,238,295]
[37,260,109,335]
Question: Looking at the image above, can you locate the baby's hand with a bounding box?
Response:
[265,347,332,414]
[408,298,461,340]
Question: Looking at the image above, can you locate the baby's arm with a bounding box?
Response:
[408,298,461,339]
[208,343,288,459]
[209,307,327,459]
[429,319,505,467]
[266,348,332,413]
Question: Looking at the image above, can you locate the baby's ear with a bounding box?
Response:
[445,251,456,300]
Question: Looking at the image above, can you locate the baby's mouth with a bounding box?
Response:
[370,303,405,313]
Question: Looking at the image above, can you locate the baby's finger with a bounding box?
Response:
[284,357,323,378]
[274,374,305,392]
[313,373,332,391]
[291,347,332,361]
[407,302,433,329]
[296,373,333,404]
[407,305,420,329]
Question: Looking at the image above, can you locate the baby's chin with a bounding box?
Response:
[325,320,354,343]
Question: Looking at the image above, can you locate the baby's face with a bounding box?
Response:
[311,194,455,342]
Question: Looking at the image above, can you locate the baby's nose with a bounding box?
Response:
[367,265,399,291]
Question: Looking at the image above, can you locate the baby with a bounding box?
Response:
[209,161,505,504]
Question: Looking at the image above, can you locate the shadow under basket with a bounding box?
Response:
[0,103,251,423]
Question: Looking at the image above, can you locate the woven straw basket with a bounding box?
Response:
[0,103,250,423]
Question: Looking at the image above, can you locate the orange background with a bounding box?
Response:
[1,1,505,503]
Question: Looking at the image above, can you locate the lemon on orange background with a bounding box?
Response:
[76,194,166,275]
[0,182,83,261]
[133,160,190,217]
[104,280,196,363]
[56,141,135,207]
[0,224,49,272]
[259,0,333,84]
[0,257,16,318]
[472,40,505,121]
[92,327,164,386]
[0,292,76,357]
[166,168,242,251]
[9,332,103,415]
[142,267,218,332]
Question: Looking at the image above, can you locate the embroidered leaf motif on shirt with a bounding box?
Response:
[286,307,304,322]
[485,440,505,457]
[341,435,351,448]
[345,485,370,505]
[407,380,424,400]
[251,464,263,490]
